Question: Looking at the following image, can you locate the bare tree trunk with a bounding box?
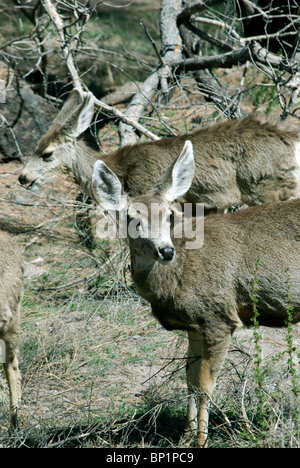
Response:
[118,72,161,146]
[119,0,184,146]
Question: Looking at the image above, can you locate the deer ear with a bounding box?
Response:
[66,91,95,138]
[155,141,195,202]
[92,160,125,210]
[56,88,84,123]
[56,88,94,138]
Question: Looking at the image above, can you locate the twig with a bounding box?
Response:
[42,0,81,89]
[46,426,101,448]
[240,361,255,435]
[174,42,300,75]
[193,16,299,44]
[240,27,300,43]
[140,18,163,66]
[241,0,269,19]
[93,96,159,141]
[0,114,24,163]
[41,0,159,141]
[184,20,233,52]
[174,46,250,72]
[177,0,221,24]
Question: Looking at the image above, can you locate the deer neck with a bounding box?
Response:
[130,248,192,333]
[130,251,175,305]
[69,140,99,197]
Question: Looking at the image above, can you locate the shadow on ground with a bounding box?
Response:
[3,409,186,448]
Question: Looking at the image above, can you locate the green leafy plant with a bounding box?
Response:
[284,268,300,434]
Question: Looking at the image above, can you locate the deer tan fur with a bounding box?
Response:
[92,141,300,448]
[0,231,23,429]
[19,89,300,213]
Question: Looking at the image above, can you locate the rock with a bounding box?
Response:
[0,61,56,162]
[102,81,142,106]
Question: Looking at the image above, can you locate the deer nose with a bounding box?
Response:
[159,247,175,261]
[18,174,27,185]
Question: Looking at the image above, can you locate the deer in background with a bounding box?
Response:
[18,88,300,214]
[0,231,23,430]
[92,141,300,448]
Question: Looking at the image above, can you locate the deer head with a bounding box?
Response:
[18,88,94,191]
[92,140,195,263]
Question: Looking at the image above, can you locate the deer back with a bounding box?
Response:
[102,115,300,211]
[132,199,300,340]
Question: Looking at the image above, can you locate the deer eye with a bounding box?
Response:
[41,151,54,160]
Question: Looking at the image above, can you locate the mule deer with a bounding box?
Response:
[0,231,23,429]
[18,88,300,213]
[92,141,300,447]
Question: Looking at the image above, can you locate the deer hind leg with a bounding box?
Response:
[184,331,231,448]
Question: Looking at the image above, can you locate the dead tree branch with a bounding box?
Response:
[177,0,221,23]
[179,1,300,118]
[15,0,300,149]
[118,0,259,136]
[172,43,298,73]
[118,0,184,146]
[41,0,159,141]
[118,0,229,145]
[42,0,82,89]
[178,1,246,119]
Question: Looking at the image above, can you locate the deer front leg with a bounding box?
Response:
[3,341,21,429]
[185,331,231,448]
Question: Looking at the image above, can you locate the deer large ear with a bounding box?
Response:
[155,140,195,202]
[56,88,84,123]
[56,88,95,138]
[92,160,125,210]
